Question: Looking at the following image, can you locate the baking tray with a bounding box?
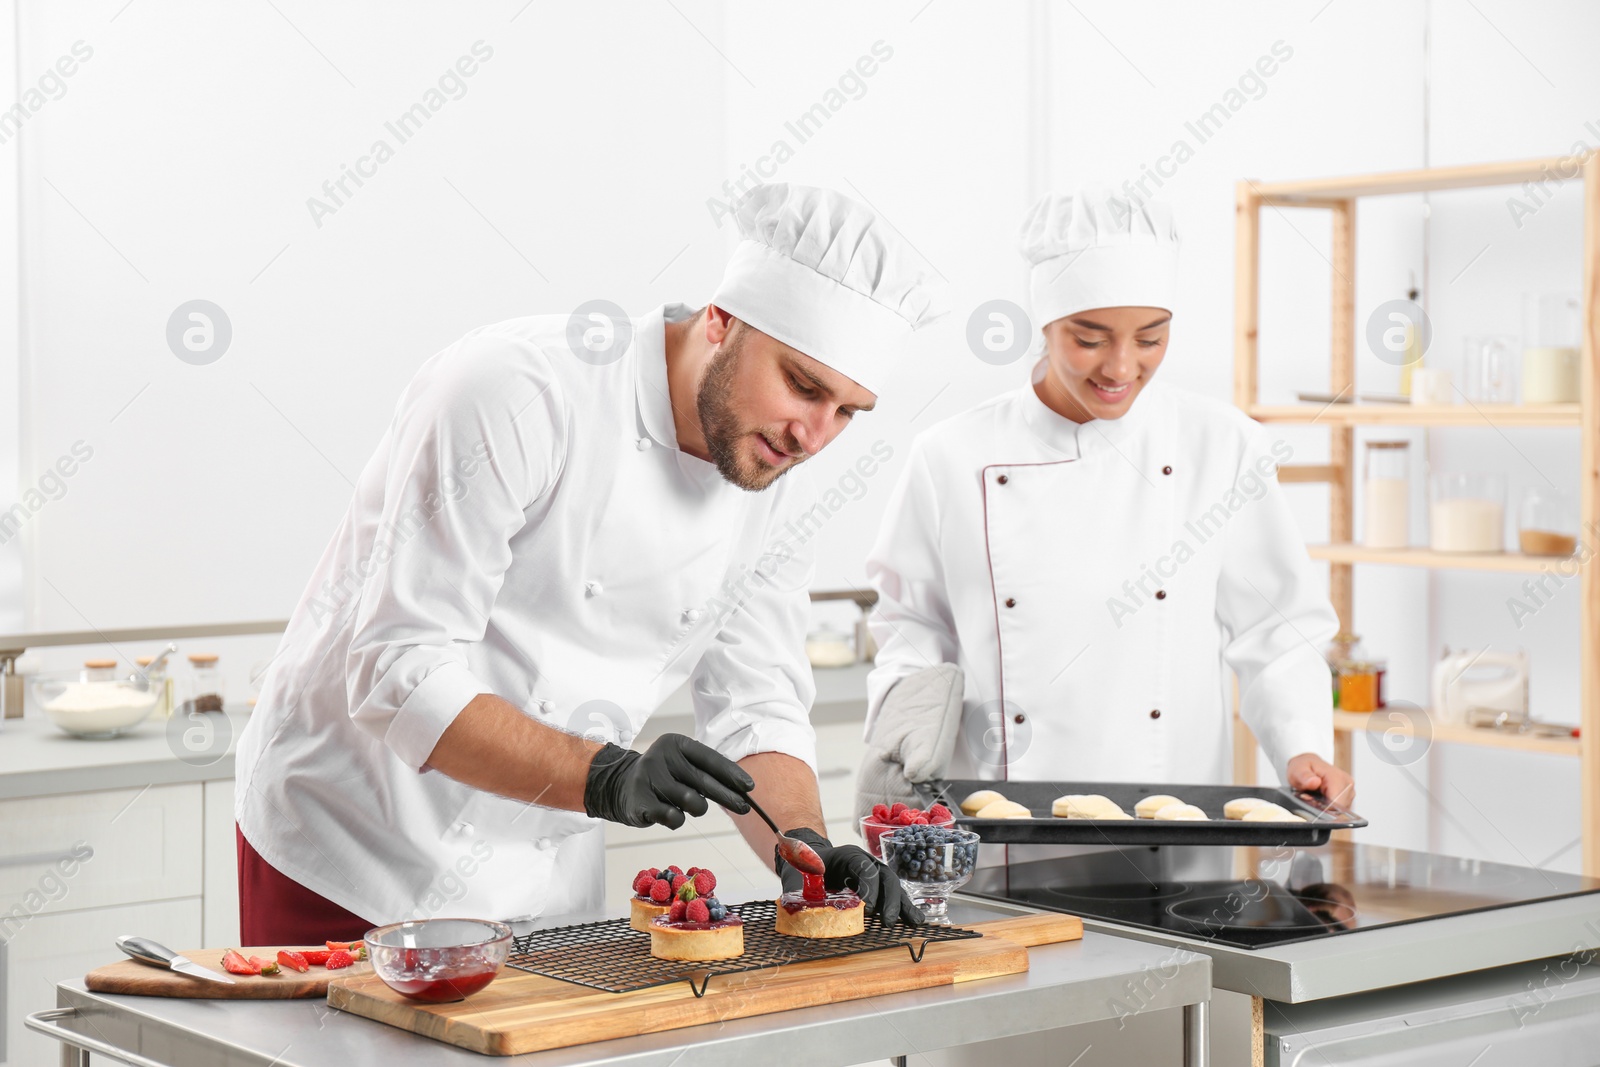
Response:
[913,779,1366,846]
[506,898,982,997]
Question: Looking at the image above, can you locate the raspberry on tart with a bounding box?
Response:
[629,866,681,932]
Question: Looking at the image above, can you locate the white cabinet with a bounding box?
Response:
[0,783,202,916]
[202,779,239,948]
[1,896,201,1066]
[0,779,239,1067]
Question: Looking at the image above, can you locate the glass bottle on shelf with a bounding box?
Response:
[181,653,226,714]
[136,655,174,719]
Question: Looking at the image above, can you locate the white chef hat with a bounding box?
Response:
[710,183,945,396]
[1018,188,1179,339]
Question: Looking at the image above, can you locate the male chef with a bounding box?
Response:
[857,188,1353,832]
[236,184,944,942]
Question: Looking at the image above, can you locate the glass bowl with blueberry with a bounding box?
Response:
[878,826,980,924]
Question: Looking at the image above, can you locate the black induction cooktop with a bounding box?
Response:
[960,842,1600,950]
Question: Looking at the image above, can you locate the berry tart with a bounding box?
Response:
[629,865,691,932]
[648,869,743,961]
[774,872,865,938]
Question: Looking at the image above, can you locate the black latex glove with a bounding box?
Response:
[583,734,754,829]
[775,827,925,926]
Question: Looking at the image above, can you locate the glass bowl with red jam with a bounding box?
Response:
[363,918,511,1003]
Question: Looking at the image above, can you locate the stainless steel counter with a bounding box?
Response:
[35,897,1213,1067]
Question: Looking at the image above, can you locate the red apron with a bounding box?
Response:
[236,824,372,946]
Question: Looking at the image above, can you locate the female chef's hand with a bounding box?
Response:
[777,827,926,926]
[583,734,755,829]
[1287,753,1355,808]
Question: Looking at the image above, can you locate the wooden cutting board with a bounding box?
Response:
[86,946,372,999]
[328,913,1081,1056]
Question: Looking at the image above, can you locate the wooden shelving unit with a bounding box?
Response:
[1230,155,1599,877]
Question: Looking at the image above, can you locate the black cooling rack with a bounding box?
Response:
[506,899,982,997]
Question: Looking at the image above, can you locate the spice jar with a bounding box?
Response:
[1518,486,1578,557]
[83,659,118,682]
[1325,632,1360,706]
[181,653,226,714]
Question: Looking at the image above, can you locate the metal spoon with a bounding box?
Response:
[739,793,825,876]
[128,643,178,688]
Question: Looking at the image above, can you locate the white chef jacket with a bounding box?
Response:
[236,304,820,925]
[865,367,1337,788]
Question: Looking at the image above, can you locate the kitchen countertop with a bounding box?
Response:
[38,896,1212,1066]
[0,663,876,801]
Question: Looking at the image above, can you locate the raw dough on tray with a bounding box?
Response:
[1051,794,1129,819]
[960,789,1008,815]
[1223,796,1273,820]
[1134,794,1183,819]
[1241,803,1305,823]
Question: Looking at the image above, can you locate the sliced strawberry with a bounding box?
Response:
[221,949,259,976]
[692,869,717,896]
[325,940,358,952]
[325,949,354,970]
[277,949,310,973]
[251,955,280,975]
[303,949,332,966]
[675,880,697,903]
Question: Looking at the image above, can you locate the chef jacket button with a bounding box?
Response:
[997,474,1009,485]
[683,607,703,623]
[619,730,633,746]
[1005,597,1016,608]
[1155,590,1167,600]
[1150,709,1162,720]
[637,438,652,451]
[536,837,552,851]
[1013,712,1026,724]
[1162,465,1173,476]
[585,580,604,597]
[538,699,556,715]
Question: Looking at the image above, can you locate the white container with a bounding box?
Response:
[1429,472,1506,553]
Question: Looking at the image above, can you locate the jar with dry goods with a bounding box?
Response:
[181,653,226,714]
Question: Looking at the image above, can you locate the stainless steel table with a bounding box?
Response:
[31,898,1213,1066]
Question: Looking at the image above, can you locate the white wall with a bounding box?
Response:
[5,0,1593,870]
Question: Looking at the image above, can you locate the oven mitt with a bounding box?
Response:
[853,663,964,821]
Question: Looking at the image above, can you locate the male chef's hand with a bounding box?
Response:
[583,734,754,829]
[777,827,926,927]
[1287,752,1355,808]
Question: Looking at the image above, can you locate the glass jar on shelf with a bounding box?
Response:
[1325,632,1361,707]
[1362,441,1410,549]
[1429,472,1507,553]
[1338,660,1385,713]
[1518,486,1577,557]
[181,653,226,714]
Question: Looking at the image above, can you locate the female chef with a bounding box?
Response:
[859,188,1353,816]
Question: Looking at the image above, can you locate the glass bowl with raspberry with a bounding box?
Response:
[859,801,956,860]
[363,918,512,1003]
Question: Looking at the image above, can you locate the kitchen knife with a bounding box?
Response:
[115,934,236,984]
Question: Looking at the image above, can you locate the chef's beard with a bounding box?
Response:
[698,328,803,492]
